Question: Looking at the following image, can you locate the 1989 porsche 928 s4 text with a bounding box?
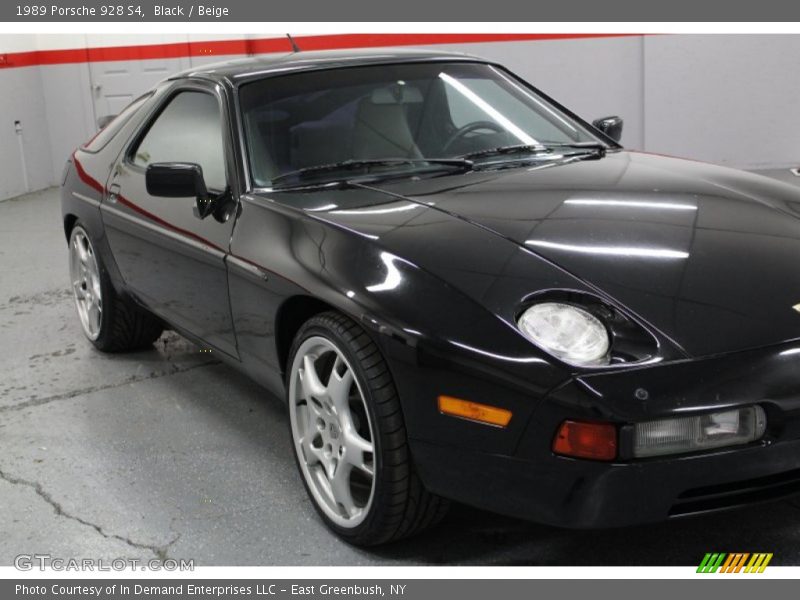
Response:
[61,49,800,545]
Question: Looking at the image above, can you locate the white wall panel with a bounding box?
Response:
[0,67,54,199]
[643,34,800,169]
[40,63,96,181]
[0,34,37,53]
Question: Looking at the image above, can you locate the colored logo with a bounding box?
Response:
[697,553,773,573]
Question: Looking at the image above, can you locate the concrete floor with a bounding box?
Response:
[4,180,800,567]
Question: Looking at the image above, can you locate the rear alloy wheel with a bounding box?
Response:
[287,311,448,545]
[68,223,163,352]
[69,227,103,341]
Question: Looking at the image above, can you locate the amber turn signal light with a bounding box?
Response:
[553,420,617,461]
[438,395,512,427]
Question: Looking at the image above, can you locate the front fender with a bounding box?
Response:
[228,193,573,456]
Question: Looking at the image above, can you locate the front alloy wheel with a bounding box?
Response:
[289,336,375,528]
[286,312,448,545]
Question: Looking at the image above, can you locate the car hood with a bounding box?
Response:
[264,151,800,358]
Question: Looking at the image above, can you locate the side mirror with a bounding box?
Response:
[592,116,623,143]
[146,162,217,219]
[97,115,116,129]
[146,162,208,198]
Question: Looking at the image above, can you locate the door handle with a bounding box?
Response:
[107,183,120,204]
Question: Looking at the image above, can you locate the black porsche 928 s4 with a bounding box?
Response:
[61,49,800,545]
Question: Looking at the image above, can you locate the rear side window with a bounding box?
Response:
[130,91,226,192]
[82,93,152,153]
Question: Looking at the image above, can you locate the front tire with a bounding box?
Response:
[68,223,163,352]
[287,311,448,545]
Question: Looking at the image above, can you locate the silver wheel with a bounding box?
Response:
[289,336,376,528]
[69,227,103,341]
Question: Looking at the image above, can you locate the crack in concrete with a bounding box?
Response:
[0,467,180,559]
[0,359,220,414]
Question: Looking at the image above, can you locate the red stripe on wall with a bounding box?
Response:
[0,33,638,69]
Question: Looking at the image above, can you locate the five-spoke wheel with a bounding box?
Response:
[69,226,103,340]
[286,311,448,545]
[66,222,163,352]
[289,336,376,528]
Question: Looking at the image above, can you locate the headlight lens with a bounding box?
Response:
[518,302,610,365]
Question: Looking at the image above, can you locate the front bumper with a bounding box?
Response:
[413,436,800,528]
[405,339,800,528]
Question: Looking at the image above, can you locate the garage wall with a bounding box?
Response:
[1,33,799,201]
[40,62,97,185]
[643,34,800,169]
[0,36,55,200]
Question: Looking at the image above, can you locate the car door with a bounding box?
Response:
[100,81,239,357]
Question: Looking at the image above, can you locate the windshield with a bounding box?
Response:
[239,62,603,188]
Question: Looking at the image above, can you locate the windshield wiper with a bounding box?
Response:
[459,144,550,161]
[270,157,473,187]
[539,141,608,157]
[461,141,608,163]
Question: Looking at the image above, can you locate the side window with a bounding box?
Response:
[83,93,152,153]
[132,91,227,191]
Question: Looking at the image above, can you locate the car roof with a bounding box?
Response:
[169,48,491,86]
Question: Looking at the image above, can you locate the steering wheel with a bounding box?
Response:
[442,121,505,154]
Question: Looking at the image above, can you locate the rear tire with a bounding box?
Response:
[286,311,449,545]
[68,223,163,352]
